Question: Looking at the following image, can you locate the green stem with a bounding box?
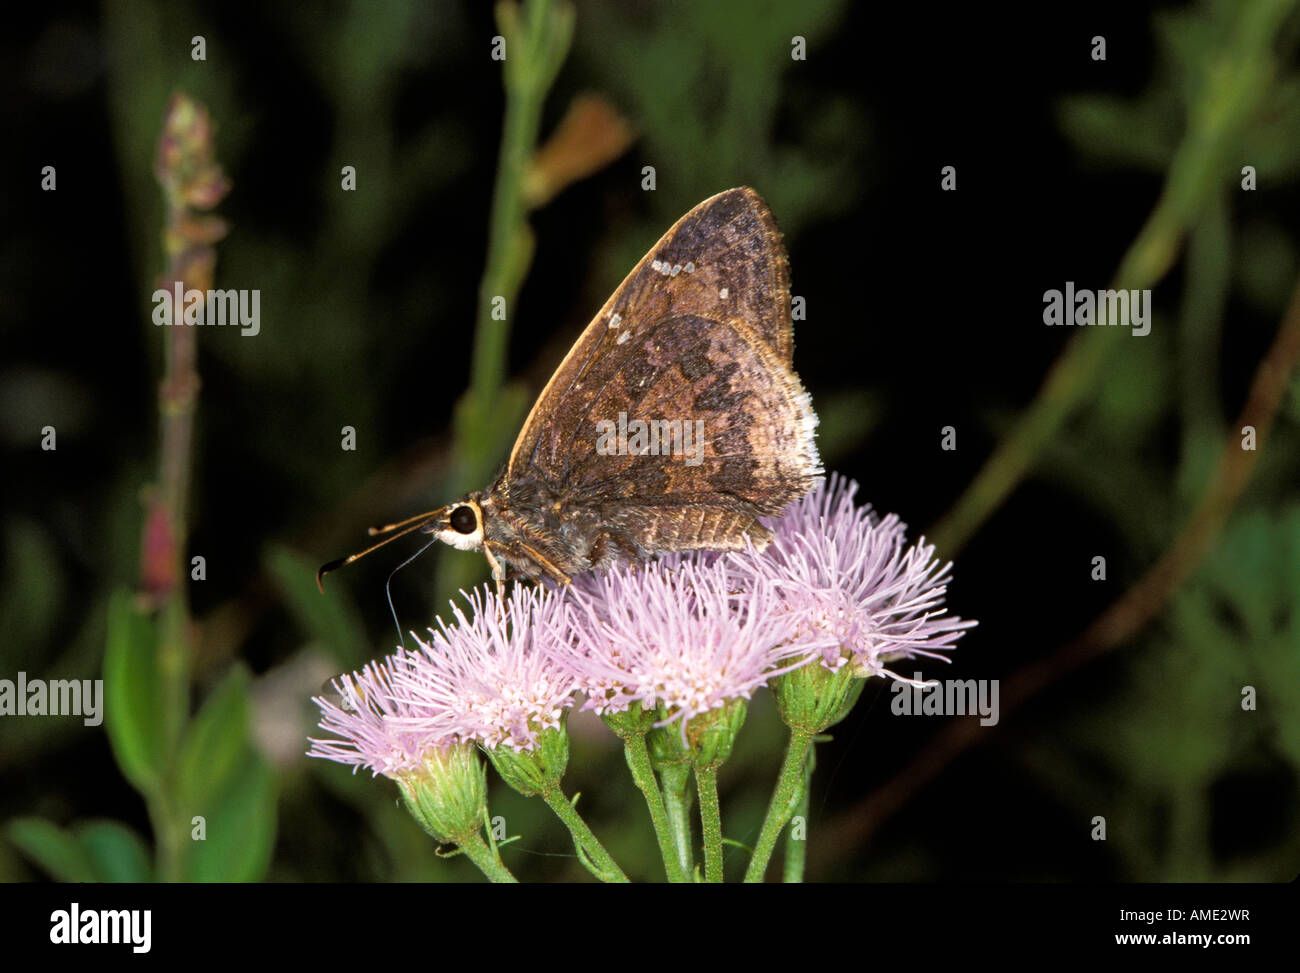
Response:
[928,0,1293,557]
[782,738,817,883]
[456,829,518,883]
[541,787,629,883]
[695,764,723,883]
[745,726,813,883]
[622,734,686,883]
[660,762,695,881]
[437,0,575,604]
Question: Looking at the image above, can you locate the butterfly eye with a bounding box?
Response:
[449,505,478,534]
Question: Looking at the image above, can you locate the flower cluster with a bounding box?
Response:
[308,476,975,777]
[727,474,976,681]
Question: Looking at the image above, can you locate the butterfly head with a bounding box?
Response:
[315,494,489,592]
[424,496,485,552]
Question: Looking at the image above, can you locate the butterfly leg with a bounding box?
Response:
[483,542,507,596]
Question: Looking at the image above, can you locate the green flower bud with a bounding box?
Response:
[395,743,487,845]
[600,700,657,740]
[486,723,571,797]
[771,659,866,734]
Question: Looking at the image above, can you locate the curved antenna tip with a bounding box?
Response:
[317,558,345,593]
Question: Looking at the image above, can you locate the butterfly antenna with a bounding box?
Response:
[385,535,439,647]
[316,511,443,592]
[367,508,445,537]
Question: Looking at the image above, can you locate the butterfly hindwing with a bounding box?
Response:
[558,310,820,554]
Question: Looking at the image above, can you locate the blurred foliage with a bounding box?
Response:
[2,0,1299,883]
[1026,508,1300,881]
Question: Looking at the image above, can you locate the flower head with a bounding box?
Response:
[728,475,976,681]
[561,557,825,729]
[391,584,577,752]
[307,650,458,779]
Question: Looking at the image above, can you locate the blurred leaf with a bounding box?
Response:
[266,546,366,669]
[74,820,153,882]
[176,664,251,811]
[1089,320,1175,448]
[1240,76,1300,177]
[182,753,277,882]
[1030,505,1300,879]
[103,589,164,795]
[1238,220,1299,315]
[0,520,65,660]
[7,817,96,882]
[1176,194,1231,502]
[1056,94,1179,172]
[1193,508,1300,766]
[580,0,854,237]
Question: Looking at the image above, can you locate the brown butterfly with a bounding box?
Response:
[318,187,821,592]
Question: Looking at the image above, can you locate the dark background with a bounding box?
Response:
[2,0,1299,882]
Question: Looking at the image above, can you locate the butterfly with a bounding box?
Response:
[318,188,821,592]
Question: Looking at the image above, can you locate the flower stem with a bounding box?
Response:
[541,787,629,883]
[456,829,518,883]
[782,738,817,883]
[437,0,575,605]
[745,725,813,883]
[660,762,696,881]
[695,764,724,883]
[622,733,686,883]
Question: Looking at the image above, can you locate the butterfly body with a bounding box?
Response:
[319,188,822,592]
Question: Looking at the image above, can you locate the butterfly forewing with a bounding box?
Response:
[499,187,819,562]
[508,187,795,483]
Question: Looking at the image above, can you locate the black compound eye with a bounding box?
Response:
[449,505,477,534]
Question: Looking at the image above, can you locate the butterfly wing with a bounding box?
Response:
[501,188,819,561]
[558,308,820,555]
[508,187,794,481]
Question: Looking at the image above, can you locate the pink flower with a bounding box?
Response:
[308,651,458,778]
[728,475,975,681]
[560,558,826,728]
[390,584,578,752]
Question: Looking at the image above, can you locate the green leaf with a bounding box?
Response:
[0,519,66,664]
[103,589,164,795]
[7,818,96,882]
[74,820,153,882]
[182,753,277,882]
[1056,94,1178,172]
[176,665,251,811]
[266,545,366,669]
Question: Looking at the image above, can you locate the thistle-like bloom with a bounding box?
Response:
[560,558,826,728]
[308,651,458,778]
[728,475,976,681]
[390,584,578,752]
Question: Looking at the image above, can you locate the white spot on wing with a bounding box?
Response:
[616,330,630,345]
[608,312,622,329]
[720,287,729,299]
